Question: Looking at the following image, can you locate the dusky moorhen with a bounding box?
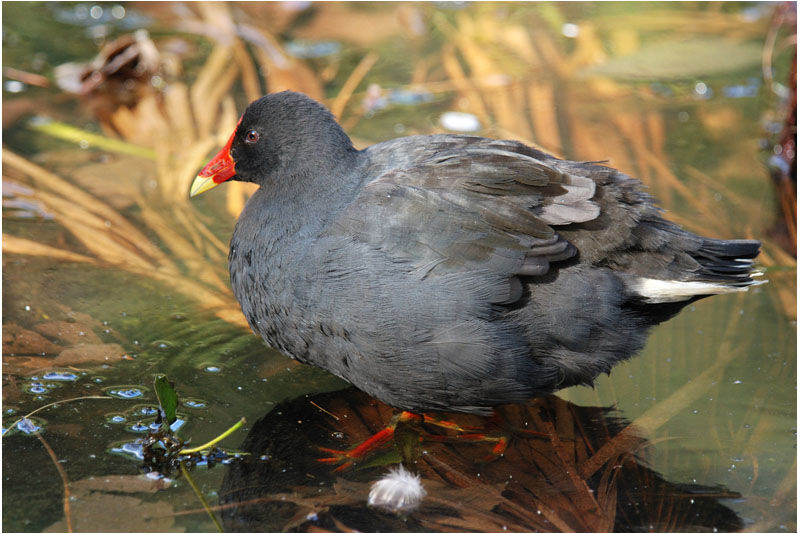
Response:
[191,91,761,414]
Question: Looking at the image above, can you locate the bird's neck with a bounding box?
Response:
[248,148,365,241]
[278,145,361,198]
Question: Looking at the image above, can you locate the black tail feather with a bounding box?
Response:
[693,238,762,286]
[698,238,761,259]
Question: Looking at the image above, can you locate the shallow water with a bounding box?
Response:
[2,2,796,532]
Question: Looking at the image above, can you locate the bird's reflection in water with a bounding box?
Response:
[219,388,742,532]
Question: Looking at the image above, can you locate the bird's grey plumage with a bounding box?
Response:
[219,91,761,414]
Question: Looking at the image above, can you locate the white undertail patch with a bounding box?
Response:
[630,277,765,304]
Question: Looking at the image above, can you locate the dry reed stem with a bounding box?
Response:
[742,417,777,479]
[735,382,783,458]
[593,11,767,37]
[330,51,379,119]
[199,62,240,144]
[432,13,497,124]
[645,111,668,183]
[242,24,323,99]
[453,14,504,79]
[173,206,229,260]
[440,46,492,127]
[196,2,237,41]
[499,82,534,140]
[225,180,257,219]
[612,112,653,186]
[190,45,237,139]
[4,148,249,327]
[141,94,171,149]
[170,136,219,202]
[24,193,152,271]
[453,15,545,143]
[771,456,797,505]
[1,235,95,264]
[410,57,432,85]
[580,294,745,479]
[775,284,797,319]
[527,81,562,155]
[28,186,161,271]
[529,30,568,76]
[219,93,240,130]
[206,61,241,121]
[232,41,263,103]
[8,96,245,318]
[524,410,611,530]
[595,456,622,526]
[488,493,560,532]
[622,130,734,235]
[569,22,607,72]
[3,150,168,263]
[776,178,797,244]
[545,420,609,527]
[108,105,139,144]
[172,207,208,252]
[553,398,577,459]
[758,239,797,267]
[56,213,158,272]
[164,59,238,203]
[422,455,552,530]
[164,82,197,148]
[683,165,765,220]
[137,201,229,292]
[570,112,637,178]
[499,25,541,67]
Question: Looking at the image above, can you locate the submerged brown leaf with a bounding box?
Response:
[2,324,63,356]
[33,321,102,346]
[43,492,178,533]
[52,343,127,367]
[2,356,60,376]
[70,474,172,495]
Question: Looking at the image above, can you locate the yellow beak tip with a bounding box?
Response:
[189,175,218,197]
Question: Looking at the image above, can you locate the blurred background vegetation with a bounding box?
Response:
[2,2,795,532]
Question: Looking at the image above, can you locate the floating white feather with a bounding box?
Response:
[367,465,426,513]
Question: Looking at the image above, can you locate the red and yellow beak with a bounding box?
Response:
[190,118,241,197]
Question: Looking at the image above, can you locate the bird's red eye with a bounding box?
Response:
[245,129,260,143]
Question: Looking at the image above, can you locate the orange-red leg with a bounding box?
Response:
[317,411,420,471]
[316,409,532,470]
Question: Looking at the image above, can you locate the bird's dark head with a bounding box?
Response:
[191,91,354,195]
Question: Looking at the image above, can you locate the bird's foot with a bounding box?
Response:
[317,425,397,471]
[316,410,527,471]
[424,431,509,462]
[316,411,424,471]
[317,411,454,472]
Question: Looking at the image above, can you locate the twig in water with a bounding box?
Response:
[35,430,72,533]
[180,462,224,532]
[310,400,340,421]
